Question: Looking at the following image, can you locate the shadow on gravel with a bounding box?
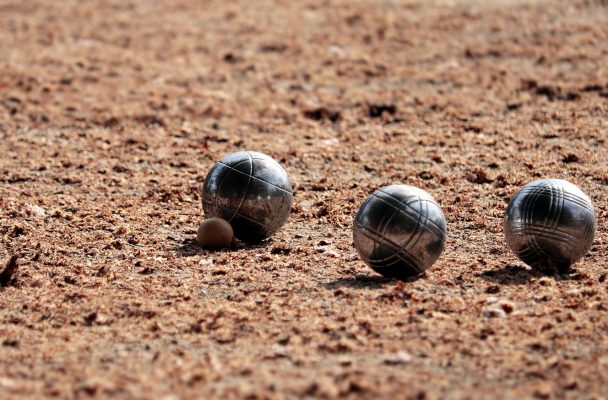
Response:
[173,238,270,257]
[174,239,210,256]
[477,263,545,285]
[325,273,423,290]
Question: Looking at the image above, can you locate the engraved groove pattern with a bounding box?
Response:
[216,205,266,228]
[211,157,252,217]
[217,160,292,194]
[356,224,423,273]
[374,190,445,237]
[512,225,579,243]
[271,191,291,232]
[375,204,401,264]
[361,213,421,268]
[522,186,551,263]
[517,186,592,211]
[504,179,596,271]
[408,198,429,252]
[353,185,447,278]
[227,152,253,221]
[202,151,293,242]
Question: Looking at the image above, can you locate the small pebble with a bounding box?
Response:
[483,307,507,318]
[27,204,46,217]
[498,300,515,314]
[327,44,346,58]
[198,258,214,266]
[197,218,233,249]
[383,351,412,365]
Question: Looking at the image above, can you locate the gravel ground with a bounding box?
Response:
[1,0,607,398]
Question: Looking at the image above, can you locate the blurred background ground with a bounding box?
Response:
[1,0,607,398]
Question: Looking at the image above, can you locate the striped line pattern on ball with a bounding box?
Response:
[354,185,447,278]
[203,151,293,242]
[504,179,596,271]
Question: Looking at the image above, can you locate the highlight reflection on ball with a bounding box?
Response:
[202,151,293,243]
[353,184,447,279]
[504,178,596,273]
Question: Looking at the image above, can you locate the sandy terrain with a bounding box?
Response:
[1,0,607,398]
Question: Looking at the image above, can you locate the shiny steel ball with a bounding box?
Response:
[202,151,293,243]
[504,179,596,273]
[353,185,447,279]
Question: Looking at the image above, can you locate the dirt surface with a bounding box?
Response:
[1,0,608,398]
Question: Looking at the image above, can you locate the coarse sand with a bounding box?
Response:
[1,0,607,398]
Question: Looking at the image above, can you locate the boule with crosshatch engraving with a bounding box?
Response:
[353,184,447,279]
[504,178,596,274]
[202,151,293,243]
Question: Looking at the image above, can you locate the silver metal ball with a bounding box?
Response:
[504,178,596,273]
[353,185,447,279]
[202,151,293,243]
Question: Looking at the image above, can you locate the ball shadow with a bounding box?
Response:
[476,263,545,285]
[173,238,272,257]
[174,239,216,257]
[325,273,424,290]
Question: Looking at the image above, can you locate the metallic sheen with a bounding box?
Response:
[504,178,596,273]
[353,185,447,279]
[202,151,293,243]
